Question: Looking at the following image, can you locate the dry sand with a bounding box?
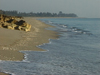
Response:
[0,17,59,75]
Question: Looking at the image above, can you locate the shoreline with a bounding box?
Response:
[0,17,59,75]
[0,17,59,61]
[0,72,11,75]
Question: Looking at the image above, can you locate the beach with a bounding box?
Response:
[0,18,100,75]
[0,72,10,75]
[0,17,58,75]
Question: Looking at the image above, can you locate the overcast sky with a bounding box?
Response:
[0,0,100,18]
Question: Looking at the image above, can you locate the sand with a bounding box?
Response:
[0,17,58,61]
[0,17,59,75]
[0,72,10,75]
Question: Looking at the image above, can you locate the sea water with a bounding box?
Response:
[0,18,100,75]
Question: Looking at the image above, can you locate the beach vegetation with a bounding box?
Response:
[0,9,78,17]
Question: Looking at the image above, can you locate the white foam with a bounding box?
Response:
[1,71,15,75]
[19,51,30,63]
[0,60,3,62]
[48,21,53,24]
[37,38,52,47]
[62,25,67,28]
[20,49,50,63]
[18,38,54,62]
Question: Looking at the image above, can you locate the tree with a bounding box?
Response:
[0,10,4,14]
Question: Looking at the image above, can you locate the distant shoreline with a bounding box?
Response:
[33,17,100,19]
[28,17,84,18]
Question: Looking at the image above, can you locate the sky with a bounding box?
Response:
[0,0,100,18]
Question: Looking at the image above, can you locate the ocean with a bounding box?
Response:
[0,18,100,75]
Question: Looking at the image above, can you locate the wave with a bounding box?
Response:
[45,20,93,35]
[19,39,52,62]
[20,51,30,63]
[71,27,93,35]
[58,26,93,35]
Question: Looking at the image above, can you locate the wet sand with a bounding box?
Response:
[0,72,11,75]
[0,17,58,75]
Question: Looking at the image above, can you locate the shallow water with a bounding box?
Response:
[0,18,100,75]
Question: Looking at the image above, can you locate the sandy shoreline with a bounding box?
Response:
[0,17,58,61]
[0,17,58,75]
[0,72,11,75]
